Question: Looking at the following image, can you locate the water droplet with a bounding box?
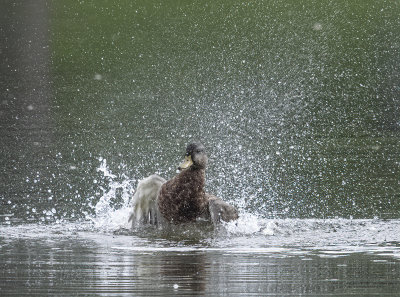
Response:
[313,22,323,31]
[94,73,103,80]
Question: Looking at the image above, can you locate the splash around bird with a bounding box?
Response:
[129,142,238,228]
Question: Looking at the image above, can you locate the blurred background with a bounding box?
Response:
[1,0,399,222]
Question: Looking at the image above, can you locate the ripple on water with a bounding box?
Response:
[1,218,400,296]
[1,217,400,260]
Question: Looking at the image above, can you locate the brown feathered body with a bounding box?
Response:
[158,167,208,224]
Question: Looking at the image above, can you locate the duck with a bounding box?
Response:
[129,142,238,228]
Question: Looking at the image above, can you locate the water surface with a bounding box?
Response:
[1,219,400,296]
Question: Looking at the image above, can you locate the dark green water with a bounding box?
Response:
[1,0,399,221]
[1,1,400,295]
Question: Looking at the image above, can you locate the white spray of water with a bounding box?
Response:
[223,212,275,235]
[90,158,134,231]
[65,158,400,258]
[90,158,273,235]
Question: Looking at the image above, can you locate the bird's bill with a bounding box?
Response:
[178,155,193,170]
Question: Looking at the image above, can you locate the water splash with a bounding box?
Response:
[90,158,134,231]
[90,157,276,236]
[223,212,271,235]
[86,158,400,256]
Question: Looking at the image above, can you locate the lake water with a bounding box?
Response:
[1,0,399,295]
[1,219,400,296]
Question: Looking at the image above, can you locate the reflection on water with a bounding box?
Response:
[1,221,400,296]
